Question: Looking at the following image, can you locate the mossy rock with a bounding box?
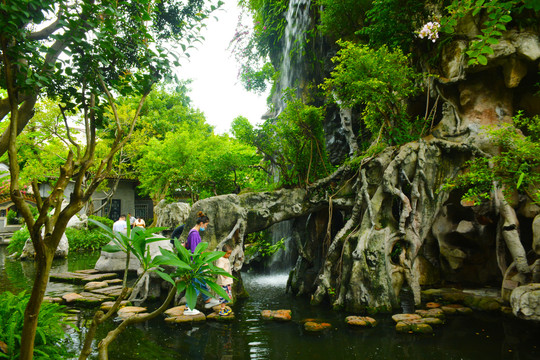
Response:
[345,316,377,327]
[261,309,292,321]
[426,302,441,308]
[419,317,444,326]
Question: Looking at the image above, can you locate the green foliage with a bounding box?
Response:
[441,0,538,65]
[88,215,114,230]
[232,92,332,187]
[316,0,371,39]
[443,117,540,205]
[321,41,420,146]
[358,0,426,51]
[7,227,29,256]
[244,231,285,259]
[0,291,70,359]
[65,228,110,252]
[233,0,288,92]
[6,209,18,225]
[155,241,234,310]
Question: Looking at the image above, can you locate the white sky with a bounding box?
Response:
[175,1,269,134]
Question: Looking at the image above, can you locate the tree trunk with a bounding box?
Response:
[19,247,54,360]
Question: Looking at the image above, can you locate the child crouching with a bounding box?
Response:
[215,244,233,316]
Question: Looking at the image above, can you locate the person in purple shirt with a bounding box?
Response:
[183,211,220,316]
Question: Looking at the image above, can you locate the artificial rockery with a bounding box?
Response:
[182,1,539,319]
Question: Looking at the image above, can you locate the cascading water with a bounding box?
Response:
[267,0,312,272]
[271,0,312,115]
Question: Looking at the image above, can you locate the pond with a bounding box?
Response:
[1,245,539,360]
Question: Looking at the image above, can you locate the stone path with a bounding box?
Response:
[47,270,126,307]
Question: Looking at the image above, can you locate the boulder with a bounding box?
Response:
[20,232,69,260]
[67,213,87,230]
[154,200,191,228]
[510,284,540,321]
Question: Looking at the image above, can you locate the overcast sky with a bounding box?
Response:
[174,1,269,134]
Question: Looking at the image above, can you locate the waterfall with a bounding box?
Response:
[266,0,312,272]
[272,0,312,115]
[267,220,294,272]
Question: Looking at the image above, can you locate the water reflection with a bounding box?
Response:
[1,245,540,360]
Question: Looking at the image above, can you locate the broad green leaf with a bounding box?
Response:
[477,54,488,65]
[185,285,197,310]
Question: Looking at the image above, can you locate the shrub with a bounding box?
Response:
[7,227,29,256]
[6,209,18,225]
[0,291,70,359]
[88,215,114,230]
[65,228,110,252]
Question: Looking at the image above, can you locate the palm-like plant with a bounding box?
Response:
[155,239,233,310]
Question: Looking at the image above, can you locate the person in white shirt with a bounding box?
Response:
[215,244,233,316]
[134,217,146,228]
[112,215,127,233]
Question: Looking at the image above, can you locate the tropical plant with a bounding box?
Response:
[78,218,231,359]
[0,291,70,360]
[154,240,233,311]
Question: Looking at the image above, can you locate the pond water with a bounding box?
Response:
[1,245,539,360]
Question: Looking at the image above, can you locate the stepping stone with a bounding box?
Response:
[84,281,108,291]
[117,306,148,320]
[441,304,472,315]
[105,279,123,285]
[345,316,377,327]
[165,306,186,317]
[100,301,131,312]
[75,269,99,274]
[304,321,332,332]
[391,313,421,323]
[43,296,63,304]
[90,285,125,298]
[396,319,433,334]
[165,313,206,323]
[416,308,445,320]
[207,307,235,322]
[419,317,444,326]
[50,272,118,284]
[72,292,113,307]
[261,309,292,321]
[426,302,441,308]
[62,293,83,303]
[164,306,207,323]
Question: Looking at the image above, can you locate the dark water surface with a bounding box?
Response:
[1,245,539,360]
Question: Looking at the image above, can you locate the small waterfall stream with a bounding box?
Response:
[267,0,313,273]
[272,0,312,115]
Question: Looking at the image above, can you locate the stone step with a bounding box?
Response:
[50,271,118,284]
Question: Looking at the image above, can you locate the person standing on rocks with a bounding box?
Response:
[183,211,220,315]
[112,215,127,234]
[215,244,233,316]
